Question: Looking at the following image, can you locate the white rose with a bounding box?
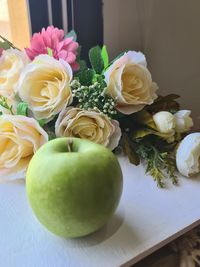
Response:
[174,110,193,133]
[0,48,29,97]
[18,55,73,122]
[176,133,200,177]
[153,111,175,134]
[55,107,121,150]
[104,51,158,114]
[0,115,48,181]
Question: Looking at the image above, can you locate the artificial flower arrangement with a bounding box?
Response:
[0,26,200,187]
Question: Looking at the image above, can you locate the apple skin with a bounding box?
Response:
[26,137,123,238]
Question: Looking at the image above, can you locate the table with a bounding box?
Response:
[0,156,200,267]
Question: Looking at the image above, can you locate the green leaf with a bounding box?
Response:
[76,69,95,86]
[65,30,77,41]
[101,45,109,69]
[0,41,11,50]
[77,59,87,71]
[134,110,156,129]
[17,102,28,116]
[75,46,87,71]
[0,35,16,50]
[146,94,180,113]
[122,134,140,165]
[0,111,3,116]
[38,119,47,127]
[133,127,174,142]
[89,46,104,74]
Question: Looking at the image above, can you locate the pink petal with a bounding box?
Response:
[42,33,52,48]
[66,41,79,52]
[56,40,65,52]
[57,29,64,40]
[51,33,59,49]
[31,34,45,50]
[65,51,76,63]
[57,50,68,61]
[62,37,73,46]
[25,48,35,60]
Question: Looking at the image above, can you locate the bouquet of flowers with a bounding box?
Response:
[0,26,199,187]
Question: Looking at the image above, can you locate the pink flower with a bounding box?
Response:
[25,26,79,71]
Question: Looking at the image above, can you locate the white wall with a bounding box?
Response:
[103,0,200,123]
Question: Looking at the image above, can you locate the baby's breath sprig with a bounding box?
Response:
[0,96,14,114]
[71,79,117,118]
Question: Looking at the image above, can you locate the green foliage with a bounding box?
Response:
[65,30,77,41]
[101,45,109,69]
[75,69,95,86]
[136,138,178,187]
[89,46,104,74]
[76,46,87,72]
[17,102,28,116]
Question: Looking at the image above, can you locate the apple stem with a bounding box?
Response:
[67,139,73,152]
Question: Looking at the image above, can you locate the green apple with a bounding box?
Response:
[26,137,123,238]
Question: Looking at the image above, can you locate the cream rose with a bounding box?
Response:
[0,48,29,97]
[104,51,158,114]
[17,55,73,121]
[0,115,48,181]
[55,107,121,150]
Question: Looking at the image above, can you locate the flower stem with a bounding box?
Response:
[67,139,73,152]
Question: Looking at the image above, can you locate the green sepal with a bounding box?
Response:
[65,30,77,41]
[38,119,47,127]
[47,47,53,57]
[17,102,28,116]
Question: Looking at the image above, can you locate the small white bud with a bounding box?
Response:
[174,110,193,133]
[153,111,175,134]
